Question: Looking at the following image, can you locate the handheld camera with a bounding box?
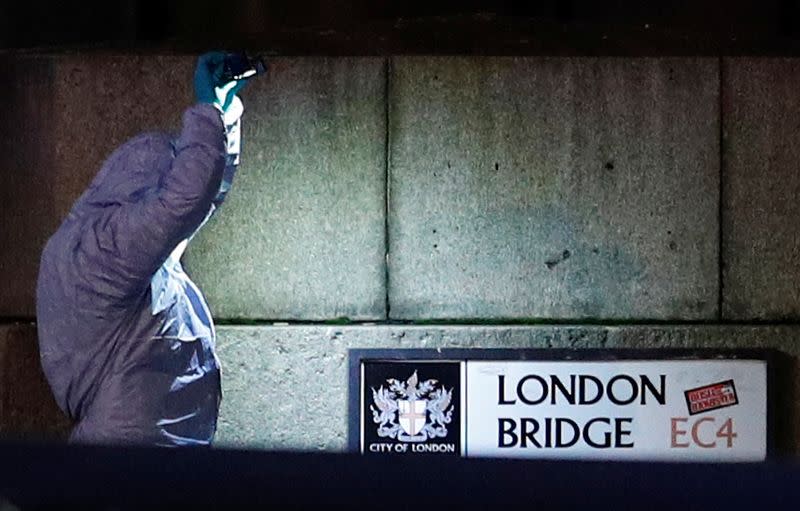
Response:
[221,53,267,82]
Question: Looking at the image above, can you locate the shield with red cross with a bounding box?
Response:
[398,399,427,436]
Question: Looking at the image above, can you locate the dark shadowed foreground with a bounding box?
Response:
[0,441,799,510]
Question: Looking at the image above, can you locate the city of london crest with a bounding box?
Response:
[370,370,454,442]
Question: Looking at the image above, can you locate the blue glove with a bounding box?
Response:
[194,52,226,105]
[194,52,251,112]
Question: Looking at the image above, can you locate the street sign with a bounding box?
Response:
[349,349,784,462]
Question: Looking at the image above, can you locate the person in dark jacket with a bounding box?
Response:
[35,53,254,446]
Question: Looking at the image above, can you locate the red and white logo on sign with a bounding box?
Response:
[684,380,738,415]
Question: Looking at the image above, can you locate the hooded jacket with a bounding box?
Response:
[36,103,230,446]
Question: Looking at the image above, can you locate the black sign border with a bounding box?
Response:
[348,348,791,460]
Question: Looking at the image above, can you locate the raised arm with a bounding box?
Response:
[75,52,258,304]
[82,103,227,302]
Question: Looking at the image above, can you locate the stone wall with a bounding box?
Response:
[2,55,800,453]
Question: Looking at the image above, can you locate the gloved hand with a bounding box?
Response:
[194,52,250,112]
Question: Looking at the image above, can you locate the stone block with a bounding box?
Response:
[722,58,800,320]
[388,57,720,320]
[185,58,388,320]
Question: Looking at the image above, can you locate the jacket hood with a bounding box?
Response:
[79,132,176,209]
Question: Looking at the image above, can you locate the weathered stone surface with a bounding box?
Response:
[185,58,387,320]
[0,324,72,440]
[388,57,719,320]
[0,56,58,318]
[722,58,800,320]
[0,323,796,455]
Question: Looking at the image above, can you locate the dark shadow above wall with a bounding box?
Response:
[3,1,800,56]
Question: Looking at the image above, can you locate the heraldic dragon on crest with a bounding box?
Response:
[371,371,454,442]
